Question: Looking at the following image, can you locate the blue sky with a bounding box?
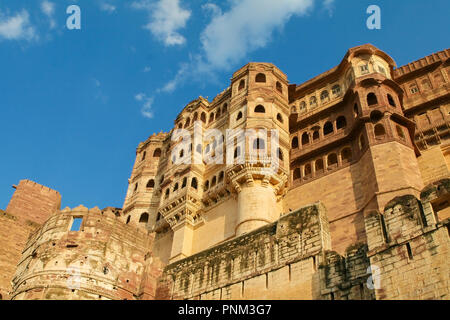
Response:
[0,0,449,210]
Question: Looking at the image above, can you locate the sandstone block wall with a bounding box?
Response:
[157,203,333,300]
[6,180,61,225]
[365,194,450,300]
[10,206,163,300]
[0,180,61,300]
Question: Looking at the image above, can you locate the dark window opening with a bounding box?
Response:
[324,122,333,135]
[255,73,266,83]
[191,178,198,189]
[336,116,347,130]
[139,213,149,223]
[387,94,396,107]
[367,93,378,106]
[255,105,265,113]
[292,137,299,149]
[302,133,309,145]
[146,179,155,188]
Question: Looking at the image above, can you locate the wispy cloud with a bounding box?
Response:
[93,78,109,104]
[161,0,316,92]
[0,9,37,41]
[131,0,191,46]
[41,1,56,29]
[143,66,151,73]
[100,2,117,14]
[323,0,335,16]
[135,93,154,118]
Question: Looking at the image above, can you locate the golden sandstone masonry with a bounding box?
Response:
[0,44,449,300]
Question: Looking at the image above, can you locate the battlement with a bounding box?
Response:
[6,179,61,225]
[393,48,450,80]
[10,204,162,300]
[157,203,331,300]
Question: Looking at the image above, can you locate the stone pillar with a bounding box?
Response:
[235,185,276,236]
[170,223,194,263]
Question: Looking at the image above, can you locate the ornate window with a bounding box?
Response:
[255,73,266,83]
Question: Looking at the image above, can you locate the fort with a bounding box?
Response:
[0,44,449,300]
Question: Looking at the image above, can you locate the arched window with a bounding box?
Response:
[182,177,187,188]
[216,108,221,118]
[323,122,333,135]
[310,96,317,107]
[327,153,338,169]
[193,113,198,121]
[141,151,146,161]
[255,73,266,83]
[277,148,283,161]
[277,113,283,123]
[292,137,299,149]
[134,183,138,192]
[320,90,329,102]
[255,105,265,113]
[126,216,131,224]
[201,112,207,123]
[387,94,396,107]
[184,118,191,128]
[179,149,184,158]
[153,148,161,157]
[293,168,301,181]
[178,123,182,129]
[238,80,245,91]
[211,176,217,187]
[222,103,228,113]
[234,147,241,159]
[209,113,215,123]
[374,124,386,138]
[291,106,297,113]
[300,101,306,111]
[191,178,198,189]
[313,130,320,141]
[304,164,312,178]
[173,183,179,192]
[236,111,243,121]
[302,133,309,145]
[315,159,324,174]
[156,212,162,221]
[146,179,155,188]
[139,213,149,223]
[332,84,341,96]
[253,138,265,150]
[367,93,378,106]
[218,171,224,182]
[341,148,352,164]
[204,180,210,191]
[165,188,170,199]
[396,125,405,140]
[336,116,347,130]
[276,82,283,93]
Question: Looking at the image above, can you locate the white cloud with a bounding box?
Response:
[41,1,56,29]
[200,0,314,70]
[135,93,154,118]
[161,0,317,92]
[323,0,335,16]
[132,0,191,46]
[143,66,151,72]
[0,10,37,41]
[100,2,117,14]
